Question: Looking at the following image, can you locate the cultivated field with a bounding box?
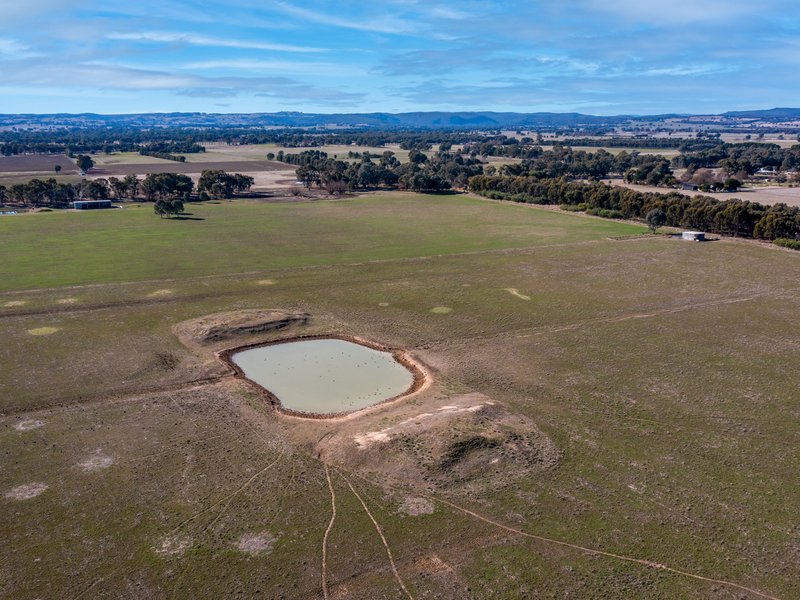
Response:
[0,155,79,186]
[0,154,77,174]
[1,193,798,599]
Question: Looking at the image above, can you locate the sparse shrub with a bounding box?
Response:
[774,238,800,250]
[586,207,624,219]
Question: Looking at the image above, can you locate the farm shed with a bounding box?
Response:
[73,200,113,210]
[682,231,705,241]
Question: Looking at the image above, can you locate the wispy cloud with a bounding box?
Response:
[641,64,738,77]
[0,61,364,105]
[180,59,364,76]
[580,0,778,24]
[0,38,40,59]
[107,31,326,53]
[272,2,416,34]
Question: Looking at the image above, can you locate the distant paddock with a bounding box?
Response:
[0,155,77,174]
[606,179,800,207]
[87,159,289,177]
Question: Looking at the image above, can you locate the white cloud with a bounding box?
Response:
[107,31,326,53]
[641,64,738,77]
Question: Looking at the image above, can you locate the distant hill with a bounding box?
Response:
[0,111,632,129]
[721,107,800,120]
[0,108,798,130]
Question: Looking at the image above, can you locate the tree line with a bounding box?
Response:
[279,149,483,194]
[673,142,800,174]
[0,170,254,208]
[468,175,800,240]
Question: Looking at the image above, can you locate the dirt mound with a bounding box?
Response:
[329,394,559,492]
[174,309,310,346]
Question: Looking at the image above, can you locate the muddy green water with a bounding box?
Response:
[231,339,415,414]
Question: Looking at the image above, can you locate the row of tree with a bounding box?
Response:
[0,170,255,208]
[468,175,800,240]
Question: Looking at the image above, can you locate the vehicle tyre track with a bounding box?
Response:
[339,471,414,600]
[322,463,337,600]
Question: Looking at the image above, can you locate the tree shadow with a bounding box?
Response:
[170,215,205,221]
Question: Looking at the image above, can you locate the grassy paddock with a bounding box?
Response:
[1,192,798,599]
[0,193,642,291]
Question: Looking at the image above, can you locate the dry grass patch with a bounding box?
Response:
[27,326,60,336]
[430,306,453,314]
[504,288,531,300]
[146,289,174,298]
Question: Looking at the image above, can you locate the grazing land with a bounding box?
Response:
[1,192,798,599]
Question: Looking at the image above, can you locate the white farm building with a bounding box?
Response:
[681,231,706,241]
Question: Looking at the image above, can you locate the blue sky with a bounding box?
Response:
[0,0,798,115]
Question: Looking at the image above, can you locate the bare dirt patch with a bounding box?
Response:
[5,482,48,500]
[27,327,60,336]
[430,306,453,314]
[56,297,78,305]
[235,532,277,556]
[399,496,435,516]
[13,419,44,431]
[77,451,114,472]
[153,535,192,557]
[174,309,310,347]
[3,300,27,307]
[413,553,454,576]
[256,279,275,286]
